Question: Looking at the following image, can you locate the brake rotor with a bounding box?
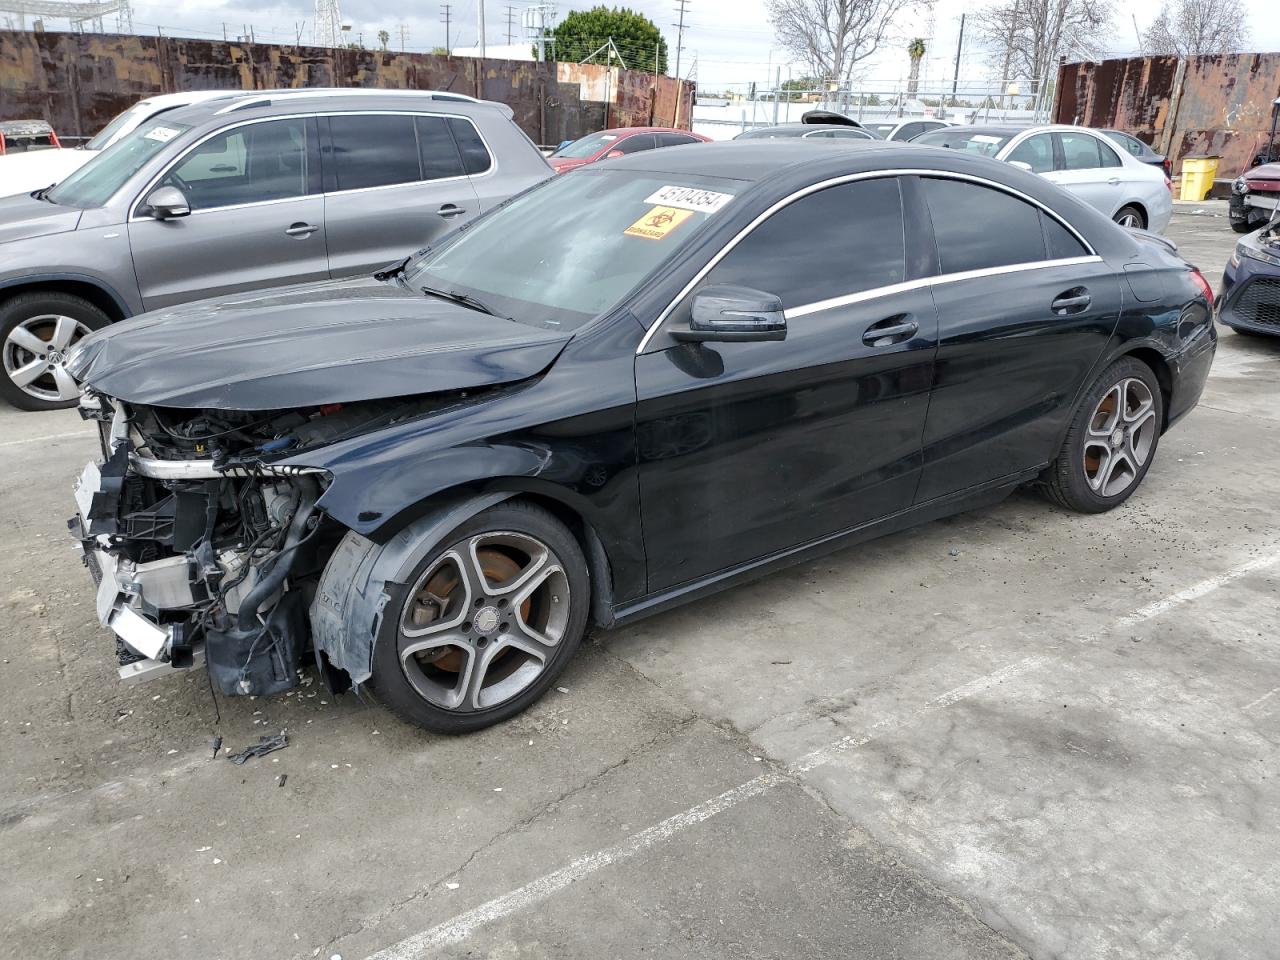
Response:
[408,547,532,673]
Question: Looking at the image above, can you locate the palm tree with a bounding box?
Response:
[906,37,926,99]
[377,29,390,51]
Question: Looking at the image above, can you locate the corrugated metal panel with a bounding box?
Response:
[0,30,695,144]
[1055,53,1280,177]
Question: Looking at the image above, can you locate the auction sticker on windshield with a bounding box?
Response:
[644,185,734,214]
[143,126,181,142]
[625,206,695,240]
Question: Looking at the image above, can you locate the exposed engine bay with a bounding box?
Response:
[68,390,448,695]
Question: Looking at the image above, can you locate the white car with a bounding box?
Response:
[862,117,955,141]
[0,90,230,197]
[912,124,1173,232]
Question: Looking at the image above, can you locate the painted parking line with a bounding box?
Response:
[0,429,94,448]
[363,547,1280,960]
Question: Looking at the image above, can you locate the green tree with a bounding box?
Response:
[550,6,668,73]
[906,37,925,98]
[377,29,390,50]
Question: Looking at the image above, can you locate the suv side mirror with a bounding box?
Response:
[604,149,625,159]
[673,285,787,343]
[144,186,191,220]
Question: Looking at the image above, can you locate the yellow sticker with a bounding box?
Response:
[624,206,694,240]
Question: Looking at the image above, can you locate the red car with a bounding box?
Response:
[548,126,710,173]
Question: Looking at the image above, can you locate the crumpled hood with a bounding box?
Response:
[67,276,573,410]
[0,191,82,245]
[1245,162,1280,182]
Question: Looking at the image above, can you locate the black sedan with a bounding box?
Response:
[66,141,1217,733]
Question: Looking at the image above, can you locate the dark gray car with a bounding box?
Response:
[0,88,553,410]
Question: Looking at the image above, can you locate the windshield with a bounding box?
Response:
[912,129,1013,157]
[407,170,741,330]
[735,127,805,139]
[552,132,620,158]
[46,120,189,208]
[84,101,153,151]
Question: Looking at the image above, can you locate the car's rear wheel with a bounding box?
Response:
[370,501,589,734]
[1113,205,1146,229]
[1039,357,1163,513]
[0,292,108,411]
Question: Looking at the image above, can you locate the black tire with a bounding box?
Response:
[370,501,589,734]
[1113,205,1146,229]
[1039,357,1164,513]
[1230,219,1254,234]
[0,292,109,411]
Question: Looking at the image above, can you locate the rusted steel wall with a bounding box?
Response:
[1055,53,1280,177]
[0,30,695,144]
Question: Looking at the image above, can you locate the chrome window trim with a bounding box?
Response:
[128,110,495,220]
[785,256,1103,320]
[635,167,1098,354]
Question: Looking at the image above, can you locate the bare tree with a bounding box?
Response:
[766,0,928,86]
[1142,0,1248,56]
[975,0,1113,97]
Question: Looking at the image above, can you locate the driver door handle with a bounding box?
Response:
[862,314,918,347]
[284,222,319,238]
[437,203,467,218]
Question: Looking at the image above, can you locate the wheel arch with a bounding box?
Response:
[0,274,132,322]
[312,483,620,686]
[1115,200,1149,228]
[1114,344,1173,430]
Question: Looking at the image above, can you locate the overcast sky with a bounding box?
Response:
[104,0,1280,91]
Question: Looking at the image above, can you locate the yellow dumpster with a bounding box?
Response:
[1180,155,1220,201]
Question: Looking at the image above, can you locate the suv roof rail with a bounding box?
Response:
[214,88,482,114]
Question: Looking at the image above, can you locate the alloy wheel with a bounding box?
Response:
[1115,211,1142,228]
[397,531,571,712]
[2,314,91,403]
[1082,377,1157,497]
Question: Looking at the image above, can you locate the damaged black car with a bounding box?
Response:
[67,141,1216,733]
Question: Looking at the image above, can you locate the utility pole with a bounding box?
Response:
[478,0,486,56]
[998,2,1015,109]
[672,0,688,80]
[440,4,452,52]
[949,12,965,111]
[504,4,516,44]
[397,21,408,52]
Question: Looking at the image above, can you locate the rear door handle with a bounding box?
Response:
[437,203,467,218]
[862,314,918,347]
[1051,288,1092,315]
[1107,177,1121,186]
[284,222,319,238]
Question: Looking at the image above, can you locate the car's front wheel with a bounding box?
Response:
[1039,357,1164,513]
[370,501,589,734]
[0,292,108,411]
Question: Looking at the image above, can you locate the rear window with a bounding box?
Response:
[922,177,1047,273]
[447,117,492,174]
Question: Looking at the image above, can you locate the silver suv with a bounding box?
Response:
[0,88,553,410]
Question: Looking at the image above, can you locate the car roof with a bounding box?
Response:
[742,123,869,135]
[157,88,501,126]
[590,126,692,136]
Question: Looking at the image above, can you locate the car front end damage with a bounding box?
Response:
[1220,212,1280,335]
[68,391,383,694]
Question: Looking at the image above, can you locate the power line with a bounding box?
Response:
[504,3,515,44]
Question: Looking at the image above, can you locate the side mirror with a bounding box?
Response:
[1008,160,1033,173]
[604,149,625,159]
[672,285,787,343]
[144,185,190,220]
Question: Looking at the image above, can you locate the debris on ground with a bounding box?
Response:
[227,732,289,765]
[209,735,222,759]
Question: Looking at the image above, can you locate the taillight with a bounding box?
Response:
[1165,174,1173,194]
[1190,268,1213,307]
[1162,158,1171,178]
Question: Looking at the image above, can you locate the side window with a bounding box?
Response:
[446,117,493,174]
[616,134,658,154]
[893,122,926,141]
[705,178,906,309]
[1097,138,1123,168]
[1006,134,1054,173]
[328,114,421,191]
[1057,131,1102,171]
[922,177,1047,273]
[1041,212,1090,259]
[828,128,872,139]
[415,116,466,180]
[158,118,310,210]
[657,133,698,147]
[1116,133,1144,157]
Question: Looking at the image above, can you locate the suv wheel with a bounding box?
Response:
[0,293,109,411]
